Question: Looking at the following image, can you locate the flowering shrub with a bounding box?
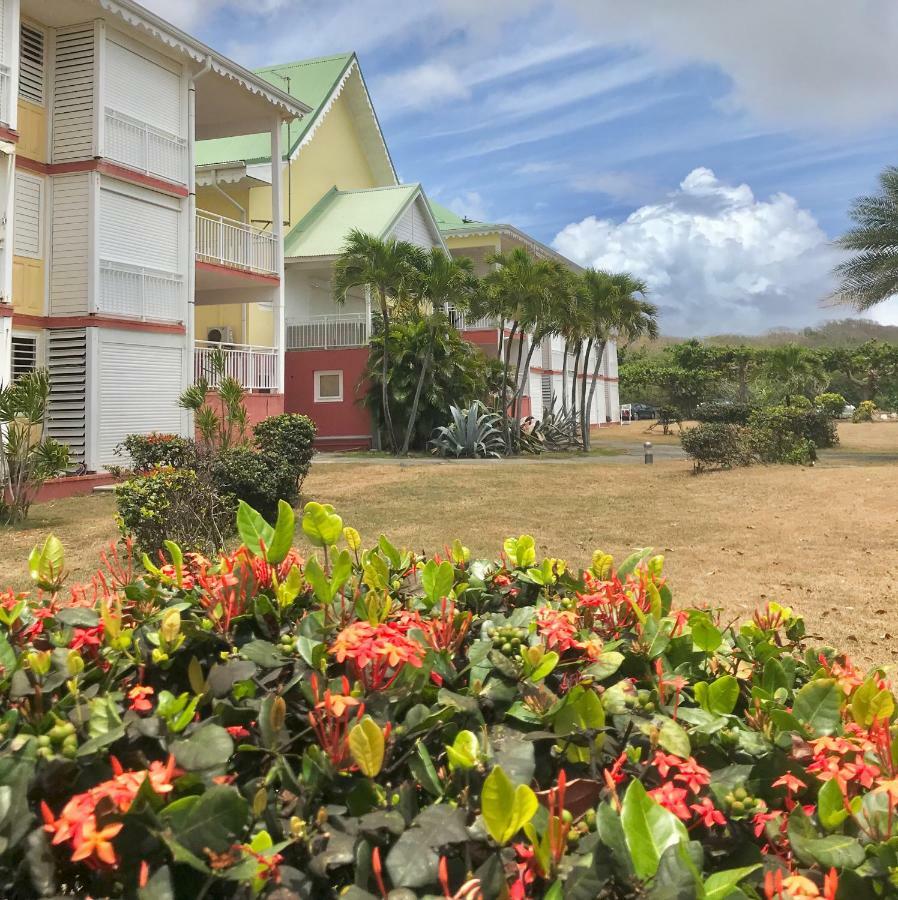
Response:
[1,504,896,898]
[113,432,199,472]
[853,400,876,423]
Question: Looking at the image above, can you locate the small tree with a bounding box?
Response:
[178,348,248,451]
[0,369,69,524]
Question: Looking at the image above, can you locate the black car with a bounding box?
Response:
[622,403,656,421]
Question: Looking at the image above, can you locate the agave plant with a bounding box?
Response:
[429,401,506,459]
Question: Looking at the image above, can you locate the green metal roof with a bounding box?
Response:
[427,199,502,235]
[285,184,422,258]
[196,53,355,167]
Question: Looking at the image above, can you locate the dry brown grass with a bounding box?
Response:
[3,450,897,666]
[836,421,898,451]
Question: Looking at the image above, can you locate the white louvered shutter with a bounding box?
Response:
[46,329,87,468]
[52,27,96,162]
[19,23,44,104]
[49,175,90,315]
[97,337,184,467]
[13,171,42,257]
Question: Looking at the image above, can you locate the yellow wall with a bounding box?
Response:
[200,88,381,342]
[13,257,44,316]
[17,101,47,162]
[445,233,501,252]
[195,183,252,221]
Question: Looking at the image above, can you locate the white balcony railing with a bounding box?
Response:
[0,66,10,127]
[196,211,278,276]
[104,108,188,184]
[99,259,184,321]
[286,315,369,350]
[194,341,279,392]
[446,305,498,331]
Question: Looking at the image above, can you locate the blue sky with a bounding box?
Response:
[146,0,898,334]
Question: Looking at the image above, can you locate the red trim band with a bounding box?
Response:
[0,126,19,144]
[15,156,189,198]
[13,313,186,334]
[196,260,280,284]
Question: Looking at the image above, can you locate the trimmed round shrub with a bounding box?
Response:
[694,400,755,425]
[114,466,233,554]
[2,502,894,898]
[680,422,753,472]
[211,446,299,521]
[114,432,197,472]
[253,413,316,484]
[747,405,836,464]
[852,399,876,422]
[814,391,847,419]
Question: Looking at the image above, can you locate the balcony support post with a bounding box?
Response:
[271,116,285,392]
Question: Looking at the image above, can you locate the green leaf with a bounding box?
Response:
[446,730,479,771]
[617,547,652,578]
[528,650,559,682]
[160,786,249,856]
[236,501,274,556]
[620,779,688,881]
[703,864,762,899]
[28,535,65,589]
[584,651,624,681]
[481,765,537,845]
[503,535,536,569]
[851,677,895,726]
[349,716,385,777]
[707,675,739,715]
[302,502,343,548]
[793,679,843,736]
[304,555,332,604]
[421,560,454,608]
[690,613,722,653]
[657,718,691,758]
[266,500,295,564]
[818,778,852,831]
[172,723,234,771]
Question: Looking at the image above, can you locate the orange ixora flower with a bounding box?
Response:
[41,756,179,869]
[127,684,154,713]
[330,620,424,691]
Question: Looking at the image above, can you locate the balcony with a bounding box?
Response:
[446,305,498,331]
[104,108,188,184]
[286,314,369,350]
[196,211,278,277]
[194,340,278,392]
[0,65,10,128]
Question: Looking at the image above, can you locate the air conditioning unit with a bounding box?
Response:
[206,326,233,343]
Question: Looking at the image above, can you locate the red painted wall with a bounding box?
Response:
[33,473,118,503]
[284,349,373,450]
[200,391,285,434]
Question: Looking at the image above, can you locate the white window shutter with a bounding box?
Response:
[13,171,42,257]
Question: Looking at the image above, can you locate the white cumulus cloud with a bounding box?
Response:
[552,167,843,335]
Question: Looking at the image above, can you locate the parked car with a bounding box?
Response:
[622,403,657,421]
[840,404,856,420]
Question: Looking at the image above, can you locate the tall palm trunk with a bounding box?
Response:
[561,339,570,415]
[377,296,398,452]
[500,322,518,452]
[569,342,582,444]
[579,337,594,449]
[512,334,541,450]
[583,340,607,451]
[508,327,528,454]
[400,338,432,456]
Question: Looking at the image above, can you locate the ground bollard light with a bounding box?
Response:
[644,441,653,464]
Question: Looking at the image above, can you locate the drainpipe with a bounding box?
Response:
[210,174,247,222]
[186,57,213,433]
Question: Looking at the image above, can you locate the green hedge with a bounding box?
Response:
[0,502,890,897]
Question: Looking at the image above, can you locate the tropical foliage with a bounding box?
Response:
[833,165,898,311]
[0,369,69,524]
[0,502,894,898]
[430,401,506,458]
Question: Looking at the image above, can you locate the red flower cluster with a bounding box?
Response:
[576,572,654,639]
[308,674,365,769]
[330,620,425,691]
[648,752,723,825]
[41,756,178,867]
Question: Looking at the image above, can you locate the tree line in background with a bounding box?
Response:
[620,338,898,418]
[333,229,658,457]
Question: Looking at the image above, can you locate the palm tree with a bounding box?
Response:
[333,229,426,452]
[400,250,478,455]
[762,344,826,405]
[581,273,656,449]
[833,166,898,311]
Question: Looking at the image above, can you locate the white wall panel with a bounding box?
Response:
[48,173,90,315]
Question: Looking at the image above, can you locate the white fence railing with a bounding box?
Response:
[286,315,369,350]
[196,211,278,276]
[194,340,279,392]
[446,305,498,331]
[98,259,184,321]
[104,108,188,184]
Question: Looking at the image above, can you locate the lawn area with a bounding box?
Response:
[4,451,898,666]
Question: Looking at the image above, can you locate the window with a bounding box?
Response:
[19,23,45,105]
[14,172,43,258]
[314,370,343,403]
[11,334,38,381]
